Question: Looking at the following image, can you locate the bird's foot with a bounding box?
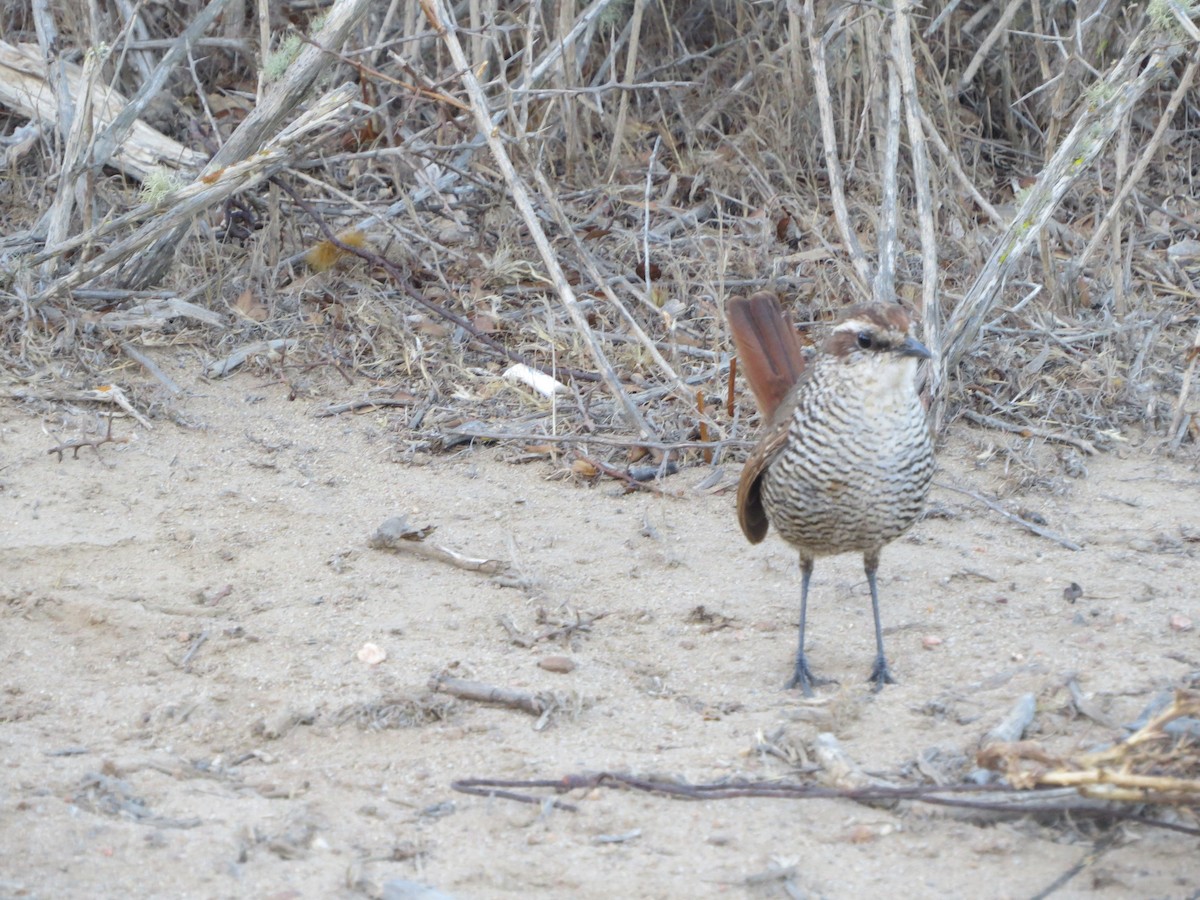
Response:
[867,656,898,692]
[785,657,837,697]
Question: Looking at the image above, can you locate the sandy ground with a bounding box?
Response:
[1,365,1198,900]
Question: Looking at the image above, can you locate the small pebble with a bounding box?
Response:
[357,642,387,665]
[1169,614,1193,633]
[922,635,943,649]
[538,655,576,674]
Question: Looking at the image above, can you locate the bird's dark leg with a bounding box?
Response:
[864,550,897,691]
[785,555,836,696]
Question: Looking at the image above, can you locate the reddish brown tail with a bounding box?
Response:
[727,292,806,420]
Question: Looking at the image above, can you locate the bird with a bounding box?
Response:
[727,291,934,695]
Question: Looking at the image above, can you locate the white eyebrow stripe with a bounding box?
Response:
[833,318,875,333]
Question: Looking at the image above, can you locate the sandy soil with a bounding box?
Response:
[1,367,1198,900]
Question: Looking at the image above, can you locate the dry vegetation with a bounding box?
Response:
[2,0,1200,886]
[1,0,1198,467]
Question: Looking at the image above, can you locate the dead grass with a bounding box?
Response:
[0,1,1198,467]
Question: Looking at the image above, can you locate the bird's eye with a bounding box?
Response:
[856,331,872,349]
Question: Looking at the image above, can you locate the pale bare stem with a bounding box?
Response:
[1029,0,1053,83]
[1036,221,1058,311]
[801,0,872,294]
[787,0,804,100]
[40,48,101,281]
[469,0,483,70]
[402,0,420,57]
[424,0,655,440]
[1166,0,1200,42]
[555,0,580,170]
[369,0,401,65]
[256,0,270,102]
[514,1,536,137]
[874,39,902,304]
[935,31,1187,412]
[1029,0,1062,308]
[642,134,659,300]
[1168,328,1199,448]
[893,1,941,391]
[923,0,969,38]
[1076,50,1200,273]
[957,0,1025,93]
[112,0,155,83]
[507,0,623,112]
[30,0,70,143]
[605,0,646,177]
[1111,109,1131,315]
[914,105,1003,227]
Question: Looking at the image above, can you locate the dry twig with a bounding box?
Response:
[47,415,130,461]
[935,479,1083,551]
[368,516,518,582]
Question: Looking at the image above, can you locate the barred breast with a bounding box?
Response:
[760,356,933,557]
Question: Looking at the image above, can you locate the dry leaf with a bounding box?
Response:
[233,288,268,322]
[571,459,598,478]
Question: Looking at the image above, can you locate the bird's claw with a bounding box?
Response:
[785,658,837,696]
[867,657,897,692]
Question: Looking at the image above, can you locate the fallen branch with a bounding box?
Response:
[34,82,360,300]
[430,673,579,731]
[983,692,1038,746]
[576,453,676,495]
[979,690,1200,805]
[15,384,152,429]
[448,771,1200,835]
[934,480,1083,552]
[315,396,418,417]
[368,516,519,584]
[499,609,610,649]
[47,415,130,461]
[430,674,548,716]
[205,339,299,378]
[960,409,1097,456]
[0,39,205,182]
[121,343,184,396]
[441,428,751,454]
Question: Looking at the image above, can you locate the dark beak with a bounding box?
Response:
[897,335,932,360]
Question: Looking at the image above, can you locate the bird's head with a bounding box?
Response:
[825,303,931,367]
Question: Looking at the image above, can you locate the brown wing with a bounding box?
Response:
[727,291,805,420]
[736,415,791,544]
